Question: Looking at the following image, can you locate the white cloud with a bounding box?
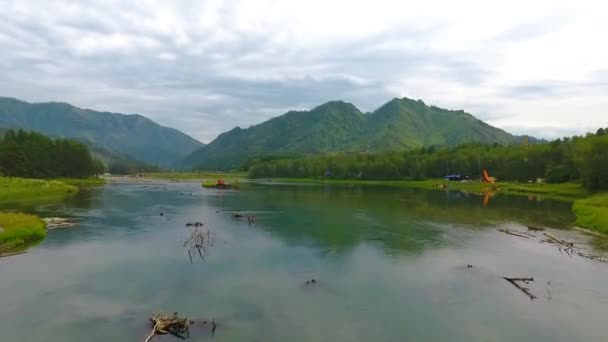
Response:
[0,0,606,142]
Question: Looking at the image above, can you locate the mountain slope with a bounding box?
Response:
[0,97,203,167]
[365,98,517,149]
[184,98,519,170]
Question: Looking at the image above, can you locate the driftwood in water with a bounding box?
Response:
[577,252,607,263]
[232,212,256,225]
[540,233,606,262]
[527,225,545,232]
[504,276,536,300]
[183,225,215,263]
[542,233,574,247]
[498,228,530,238]
[145,312,191,342]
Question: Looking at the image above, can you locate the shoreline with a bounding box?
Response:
[0,212,47,256]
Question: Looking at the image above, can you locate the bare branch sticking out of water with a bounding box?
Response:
[183,225,215,263]
[504,277,536,300]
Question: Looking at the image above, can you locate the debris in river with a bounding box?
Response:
[467,264,473,268]
[539,233,607,262]
[232,212,257,224]
[497,228,531,238]
[503,277,536,300]
[496,227,606,263]
[305,279,318,286]
[145,312,191,342]
[527,225,545,232]
[546,281,553,300]
[183,225,215,263]
[43,217,75,230]
[185,222,203,227]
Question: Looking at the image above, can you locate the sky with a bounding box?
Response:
[0,0,606,143]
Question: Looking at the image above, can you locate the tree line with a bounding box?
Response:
[0,129,103,178]
[247,128,608,190]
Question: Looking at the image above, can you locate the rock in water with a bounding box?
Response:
[43,217,75,230]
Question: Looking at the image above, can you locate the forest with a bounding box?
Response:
[0,129,103,178]
[247,128,608,190]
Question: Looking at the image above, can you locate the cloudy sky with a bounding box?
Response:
[1,0,606,142]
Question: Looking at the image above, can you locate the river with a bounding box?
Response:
[1,179,607,341]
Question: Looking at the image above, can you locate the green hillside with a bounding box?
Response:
[184,98,519,170]
[0,97,203,167]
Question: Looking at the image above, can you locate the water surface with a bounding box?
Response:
[1,180,607,341]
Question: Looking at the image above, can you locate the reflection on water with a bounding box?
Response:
[0,180,606,342]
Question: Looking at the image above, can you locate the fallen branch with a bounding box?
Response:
[498,229,530,239]
[504,276,536,300]
[577,252,607,263]
[144,322,159,342]
[527,225,545,232]
[543,233,574,248]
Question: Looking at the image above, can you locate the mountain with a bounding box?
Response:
[0,97,204,167]
[183,98,519,170]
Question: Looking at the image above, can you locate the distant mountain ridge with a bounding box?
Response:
[0,97,204,167]
[183,97,520,170]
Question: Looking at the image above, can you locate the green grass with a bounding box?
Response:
[254,177,588,200]
[55,177,106,187]
[0,212,47,255]
[0,176,78,204]
[573,193,608,234]
[502,182,588,199]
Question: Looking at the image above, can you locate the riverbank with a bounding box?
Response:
[573,193,608,234]
[0,177,78,204]
[0,212,46,256]
[253,178,588,199]
[56,177,106,187]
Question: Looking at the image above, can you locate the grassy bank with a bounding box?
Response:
[254,178,588,200]
[0,212,46,255]
[56,177,106,187]
[573,193,608,234]
[0,177,78,204]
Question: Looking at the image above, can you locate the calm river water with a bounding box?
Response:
[1,179,607,341]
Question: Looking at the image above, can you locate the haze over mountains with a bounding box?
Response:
[0,97,204,168]
[183,97,519,170]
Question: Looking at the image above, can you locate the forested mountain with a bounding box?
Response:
[183,98,519,170]
[0,97,203,167]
